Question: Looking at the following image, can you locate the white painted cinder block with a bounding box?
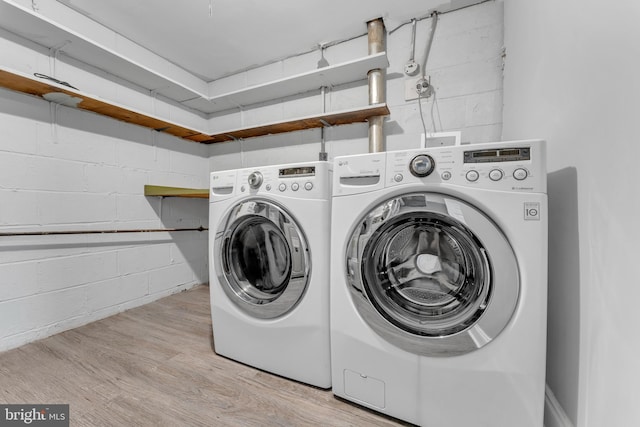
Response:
[282,92,323,120]
[39,192,118,225]
[170,151,210,177]
[148,262,195,295]
[282,50,319,78]
[117,245,172,276]
[240,131,323,167]
[37,252,120,294]
[242,101,285,128]
[0,153,86,192]
[464,90,503,128]
[85,273,150,313]
[161,198,210,229]
[0,262,40,302]
[0,190,41,226]
[0,287,87,339]
[0,28,50,76]
[323,35,366,66]
[0,89,47,155]
[0,45,209,351]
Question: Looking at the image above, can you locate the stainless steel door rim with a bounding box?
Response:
[346,192,519,356]
[215,198,311,319]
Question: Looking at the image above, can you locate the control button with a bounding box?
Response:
[466,170,479,182]
[513,168,528,180]
[394,173,404,182]
[489,169,503,181]
[265,184,271,191]
[278,183,287,192]
[304,182,313,191]
[291,182,299,191]
[441,171,452,181]
[410,154,435,177]
[247,171,263,189]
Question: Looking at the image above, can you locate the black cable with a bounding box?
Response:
[33,73,79,90]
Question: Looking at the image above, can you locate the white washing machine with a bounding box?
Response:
[209,161,331,388]
[330,140,547,426]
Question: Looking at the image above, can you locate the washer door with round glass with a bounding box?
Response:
[216,199,310,319]
[346,192,519,356]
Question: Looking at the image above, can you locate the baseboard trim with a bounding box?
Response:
[544,384,575,427]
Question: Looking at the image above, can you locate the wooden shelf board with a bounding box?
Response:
[0,69,390,145]
[144,185,209,199]
[206,103,390,143]
[0,68,211,143]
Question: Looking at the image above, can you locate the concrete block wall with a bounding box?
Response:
[0,82,209,352]
[209,1,504,170]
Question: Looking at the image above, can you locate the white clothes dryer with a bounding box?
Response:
[209,161,331,388]
[330,141,547,426]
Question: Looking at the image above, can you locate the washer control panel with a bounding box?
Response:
[381,140,546,193]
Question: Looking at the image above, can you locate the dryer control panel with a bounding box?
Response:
[210,161,331,201]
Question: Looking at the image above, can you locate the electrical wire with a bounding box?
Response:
[387,0,493,34]
[34,73,78,90]
[418,91,429,138]
[417,12,439,138]
[418,88,445,145]
[430,90,443,132]
[409,19,417,63]
[420,12,438,80]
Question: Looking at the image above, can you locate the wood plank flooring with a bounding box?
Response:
[0,285,410,426]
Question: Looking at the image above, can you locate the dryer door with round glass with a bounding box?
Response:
[216,199,310,319]
[346,192,519,356]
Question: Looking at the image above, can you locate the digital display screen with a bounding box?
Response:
[279,166,316,177]
[464,147,531,163]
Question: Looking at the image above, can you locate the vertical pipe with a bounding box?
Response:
[367,18,386,153]
[319,86,328,161]
[367,19,385,55]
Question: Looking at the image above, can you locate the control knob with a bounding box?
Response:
[247,171,263,189]
[409,154,435,177]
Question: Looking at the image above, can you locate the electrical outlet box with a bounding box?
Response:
[405,77,423,101]
[404,60,420,76]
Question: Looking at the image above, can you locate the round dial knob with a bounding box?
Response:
[409,154,435,177]
[247,171,263,189]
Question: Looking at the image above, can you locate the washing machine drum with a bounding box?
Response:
[346,192,519,356]
[216,199,310,319]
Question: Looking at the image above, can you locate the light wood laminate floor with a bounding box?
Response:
[0,285,410,426]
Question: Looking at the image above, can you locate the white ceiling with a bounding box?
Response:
[54,0,482,82]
